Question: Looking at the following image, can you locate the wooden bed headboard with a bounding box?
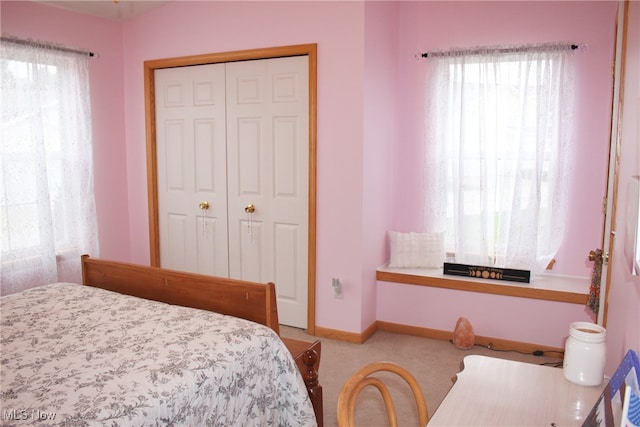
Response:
[81,255,280,335]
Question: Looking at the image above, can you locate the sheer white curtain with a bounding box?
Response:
[424,45,576,275]
[1,39,99,295]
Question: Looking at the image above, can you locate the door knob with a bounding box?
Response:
[199,201,210,210]
[244,203,255,213]
[588,249,609,265]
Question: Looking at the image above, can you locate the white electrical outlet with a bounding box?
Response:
[332,277,343,299]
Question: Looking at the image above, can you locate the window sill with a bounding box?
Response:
[376,266,590,305]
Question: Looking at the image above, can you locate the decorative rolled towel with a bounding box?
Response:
[586,248,603,315]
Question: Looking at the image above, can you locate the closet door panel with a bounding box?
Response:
[155,64,229,277]
[194,119,216,192]
[236,118,262,195]
[274,224,299,299]
[226,56,309,328]
[164,121,186,191]
[274,118,298,197]
[166,213,187,269]
[238,218,264,282]
[226,61,268,282]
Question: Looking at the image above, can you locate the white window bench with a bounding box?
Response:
[376,266,590,305]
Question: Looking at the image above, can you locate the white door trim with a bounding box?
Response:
[599,1,630,326]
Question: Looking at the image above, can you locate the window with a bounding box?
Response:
[423,45,576,275]
[1,40,99,295]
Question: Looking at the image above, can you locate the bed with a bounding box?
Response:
[0,255,322,426]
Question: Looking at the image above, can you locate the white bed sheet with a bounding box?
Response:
[0,283,316,426]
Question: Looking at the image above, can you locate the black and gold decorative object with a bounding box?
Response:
[443,263,531,283]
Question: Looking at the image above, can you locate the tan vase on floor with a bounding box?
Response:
[453,317,475,350]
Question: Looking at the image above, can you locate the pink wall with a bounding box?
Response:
[1,1,131,262]
[362,2,399,331]
[3,1,637,361]
[378,283,591,348]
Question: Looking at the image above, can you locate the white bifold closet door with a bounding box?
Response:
[154,56,309,328]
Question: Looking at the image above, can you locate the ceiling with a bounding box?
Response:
[36,1,170,22]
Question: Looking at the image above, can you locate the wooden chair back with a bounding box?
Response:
[336,361,429,427]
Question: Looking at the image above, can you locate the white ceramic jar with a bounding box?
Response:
[563,321,606,386]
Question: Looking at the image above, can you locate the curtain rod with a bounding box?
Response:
[1,36,96,58]
[419,43,581,59]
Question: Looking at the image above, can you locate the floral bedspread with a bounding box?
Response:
[0,283,317,427]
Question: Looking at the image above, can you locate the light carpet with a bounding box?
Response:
[280,326,562,427]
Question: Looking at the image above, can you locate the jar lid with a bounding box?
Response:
[569,321,606,342]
